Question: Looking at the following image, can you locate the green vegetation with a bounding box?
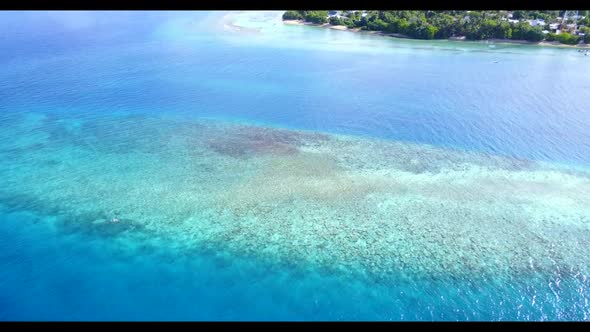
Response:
[510,23,544,42]
[554,32,581,45]
[282,10,303,20]
[283,10,590,46]
[284,10,328,24]
[580,26,590,44]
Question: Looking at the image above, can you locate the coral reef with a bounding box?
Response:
[1,111,589,283]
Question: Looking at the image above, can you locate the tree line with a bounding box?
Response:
[283,10,590,45]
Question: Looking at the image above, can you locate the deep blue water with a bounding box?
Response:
[1,11,590,320]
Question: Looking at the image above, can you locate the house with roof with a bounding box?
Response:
[548,23,560,33]
[528,19,546,27]
[328,11,343,19]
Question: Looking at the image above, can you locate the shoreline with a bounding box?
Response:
[283,20,590,49]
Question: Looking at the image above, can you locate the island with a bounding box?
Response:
[283,10,590,47]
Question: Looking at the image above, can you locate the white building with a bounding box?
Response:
[528,19,546,27]
[328,11,342,18]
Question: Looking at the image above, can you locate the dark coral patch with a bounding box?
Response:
[207,125,329,158]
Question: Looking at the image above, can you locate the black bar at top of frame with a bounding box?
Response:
[1,0,589,11]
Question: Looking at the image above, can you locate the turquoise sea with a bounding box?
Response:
[1,11,590,321]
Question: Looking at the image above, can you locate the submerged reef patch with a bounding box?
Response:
[1,113,589,283]
[207,125,329,158]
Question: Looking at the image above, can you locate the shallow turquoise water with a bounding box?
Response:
[0,11,590,321]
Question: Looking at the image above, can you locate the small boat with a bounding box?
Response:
[493,60,499,63]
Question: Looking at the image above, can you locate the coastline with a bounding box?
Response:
[283,19,590,49]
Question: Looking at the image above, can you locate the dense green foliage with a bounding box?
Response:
[282,10,303,20]
[304,11,329,24]
[510,23,544,42]
[555,32,581,45]
[283,10,590,46]
[283,10,329,24]
[284,10,329,24]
